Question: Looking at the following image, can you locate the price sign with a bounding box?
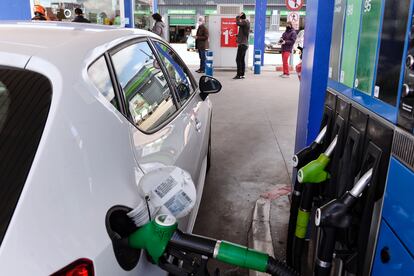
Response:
[286,0,303,11]
[221,18,238,48]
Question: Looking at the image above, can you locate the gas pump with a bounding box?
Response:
[293,0,414,274]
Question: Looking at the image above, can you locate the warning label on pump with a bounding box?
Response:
[221,18,238,48]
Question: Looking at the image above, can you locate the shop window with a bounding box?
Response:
[153,41,195,106]
[111,42,177,132]
[36,0,121,25]
[88,56,118,108]
[134,1,151,30]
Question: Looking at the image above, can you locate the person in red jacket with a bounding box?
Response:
[279,22,297,78]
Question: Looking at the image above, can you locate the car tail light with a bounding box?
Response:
[51,258,94,276]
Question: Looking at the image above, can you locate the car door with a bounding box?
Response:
[87,54,167,276]
[108,38,210,231]
[149,39,212,229]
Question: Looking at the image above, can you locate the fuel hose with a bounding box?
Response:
[129,214,298,276]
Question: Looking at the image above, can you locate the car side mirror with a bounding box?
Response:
[199,76,222,100]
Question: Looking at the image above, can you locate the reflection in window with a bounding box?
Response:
[88,56,117,108]
[0,82,10,132]
[112,42,177,132]
[154,41,195,105]
[0,69,52,245]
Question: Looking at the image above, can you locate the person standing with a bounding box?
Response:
[32,5,48,21]
[72,8,91,23]
[234,12,250,79]
[195,17,209,73]
[279,21,297,78]
[152,13,166,39]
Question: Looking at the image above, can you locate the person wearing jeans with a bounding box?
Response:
[279,21,297,78]
[195,17,209,73]
[234,12,250,79]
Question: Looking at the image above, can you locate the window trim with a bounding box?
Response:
[86,54,124,114]
[106,38,183,135]
[148,38,200,112]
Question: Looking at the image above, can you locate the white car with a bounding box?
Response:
[0,21,220,275]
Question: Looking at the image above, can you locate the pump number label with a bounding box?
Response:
[364,0,372,13]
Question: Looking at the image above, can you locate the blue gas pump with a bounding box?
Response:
[295,0,414,275]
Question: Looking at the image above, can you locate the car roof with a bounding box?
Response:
[0,21,157,66]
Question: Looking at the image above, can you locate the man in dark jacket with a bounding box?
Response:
[234,12,250,79]
[195,17,209,73]
[72,8,91,23]
[279,21,297,78]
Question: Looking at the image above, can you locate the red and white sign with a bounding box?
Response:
[286,0,303,11]
[288,12,300,30]
[221,18,238,48]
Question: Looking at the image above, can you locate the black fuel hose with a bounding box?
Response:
[168,230,299,276]
[266,257,299,276]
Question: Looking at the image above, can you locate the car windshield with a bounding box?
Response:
[0,68,52,246]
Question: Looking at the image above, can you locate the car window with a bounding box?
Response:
[0,68,52,246]
[111,41,177,132]
[153,41,195,106]
[88,56,118,108]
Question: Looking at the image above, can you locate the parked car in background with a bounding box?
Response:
[0,21,221,275]
[186,29,197,51]
[265,31,283,53]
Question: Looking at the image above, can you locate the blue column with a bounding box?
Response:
[254,49,262,74]
[124,0,134,28]
[294,0,334,151]
[205,51,214,76]
[153,0,158,13]
[0,0,31,20]
[253,0,267,66]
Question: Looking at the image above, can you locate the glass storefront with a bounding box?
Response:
[35,0,122,25]
[134,0,151,30]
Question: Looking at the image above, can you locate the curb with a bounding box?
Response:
[248,198,274,276]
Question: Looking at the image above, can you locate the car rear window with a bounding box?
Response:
[0,68,52,246]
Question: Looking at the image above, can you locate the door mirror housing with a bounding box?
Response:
[199,76,222,100]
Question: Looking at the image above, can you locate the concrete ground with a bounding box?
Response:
[192,68,299,275]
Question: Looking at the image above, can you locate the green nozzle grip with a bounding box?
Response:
[216,241,269,272]
[295,209,310,238]
[128,219,177,264]
[297,153,330,184]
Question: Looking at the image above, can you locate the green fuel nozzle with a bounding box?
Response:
[297,135,338,184]
[128,214,177,263]
[128,214,297,275]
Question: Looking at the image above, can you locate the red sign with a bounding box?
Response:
[221,18,238,48]
[286,0,303,11]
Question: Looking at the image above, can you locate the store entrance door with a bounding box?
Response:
[169,25,194,43]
